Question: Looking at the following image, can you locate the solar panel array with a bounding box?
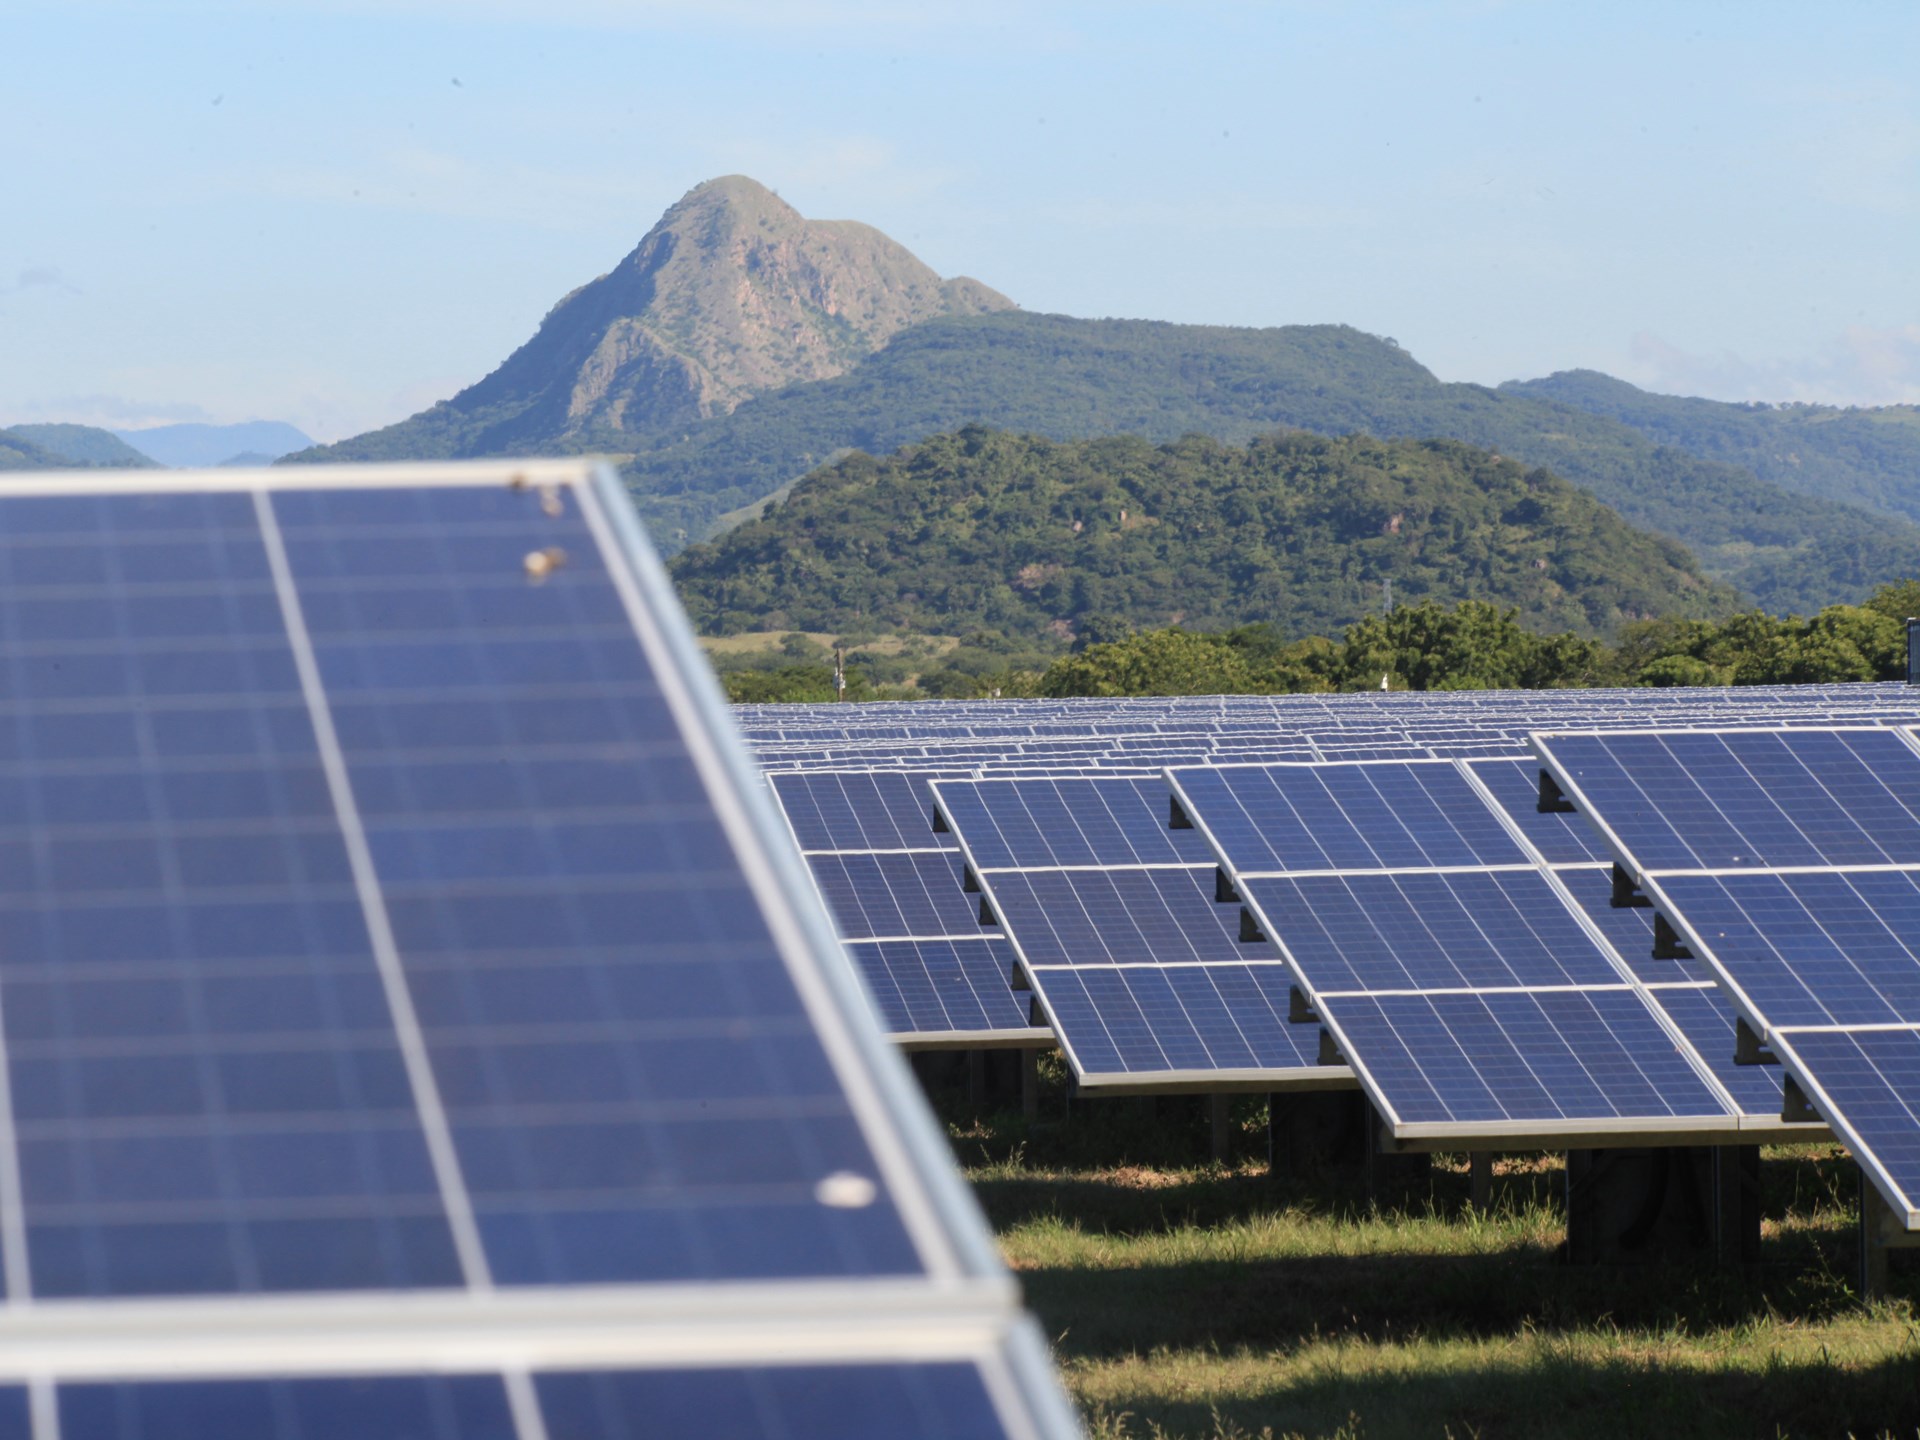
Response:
[1166,758,1812,1145]
[748,687,1920,1113]
[1533,726,1920,1230]
[929,777,1349,1094]
[0,463,1079,1438]
[768,771,1048,1048]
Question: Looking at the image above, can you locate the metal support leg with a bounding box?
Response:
[1469,1151,1493,1210]
[966,1050,986,1111]
[1020,1048,1039,1122]
[1860,1169,1896,1299]
[1209,1093,1231,1164]
[1714,1146,1761,1267]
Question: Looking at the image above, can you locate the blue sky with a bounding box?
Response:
[5,0,1917,441]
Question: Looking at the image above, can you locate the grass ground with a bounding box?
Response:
[928,1063,1920,1440]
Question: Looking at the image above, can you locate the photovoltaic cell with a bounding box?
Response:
[1468,757,1611,865]
[757,772,1045,1047]
[1645,984,1789,1117]
[47,1362,1025,1440]
[1034,964,1320,1077]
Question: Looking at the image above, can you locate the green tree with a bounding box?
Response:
[1039,630,1254,697]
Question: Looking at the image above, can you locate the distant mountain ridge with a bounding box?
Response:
[284,175,1920,616]
[617,311,1920,613]
[114,421,313,468]
[1501,369,1920,527]
[288,175,1013,462]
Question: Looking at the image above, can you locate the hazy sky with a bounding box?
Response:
[5,0,1918,441]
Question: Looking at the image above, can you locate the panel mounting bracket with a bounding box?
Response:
[1611,863,1652,909]
[1780,1073,1819,1125]
[1537,769,1576,813]
[1651,912,1693,961]
[1733,1017,1778,1067]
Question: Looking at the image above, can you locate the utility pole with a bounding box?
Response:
[833,645,847,701]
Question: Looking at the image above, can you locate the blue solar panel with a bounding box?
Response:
[1324,989,1727,1127]
[1034,964,1321,1077]
[1172,762,1526,874]
[849,939,1030,1037]
[770,771,951,853]
[1468,757,1611,865]
[0,465,1078,1433]
[982,868,1248,969]
[1242,871,1629,994]
[1538,728,1920,872]
[930,776,1211,870]
[1645,984,1790,1117]
[931,776,1343,1090]
[58,1374,514,1440]
[1653,870,1920,1027]
[46,1362,1029,1440]
[535,1362,1024,1440]
[1535,723,1920,1227]
[1773,1027,1920,1224]
[1172,758,1748,1138]
[808,852,995,941]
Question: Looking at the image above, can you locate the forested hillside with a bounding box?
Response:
[670,427,1734,643]
[0,430,65,469]
[1503,369,1920,525]
[6,424,160,468]
[624,313,1920,614]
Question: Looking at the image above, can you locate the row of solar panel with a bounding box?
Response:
[1532,725,1920,1230]
[764,755,1809,1144]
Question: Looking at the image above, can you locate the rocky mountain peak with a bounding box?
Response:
[448,175,1015,441]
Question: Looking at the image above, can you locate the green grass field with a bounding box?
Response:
[933,1068,1920,1440]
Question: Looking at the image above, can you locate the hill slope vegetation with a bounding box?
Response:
[629,313,1920,613]
[1503,369,1920,526]
[669,427,1734,643]
[6,424,160,468]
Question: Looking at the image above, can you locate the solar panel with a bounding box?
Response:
[1535,724,1920,1227]
[769,771,951,853]
[758,772,1043,1048]
[932,777,1347,1094]
[1170,759,1752,1144]
[0,463,1077,1435]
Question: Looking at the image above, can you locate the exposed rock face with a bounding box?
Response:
[455,175,1015,438]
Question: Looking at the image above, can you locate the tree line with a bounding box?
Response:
[718,579,1919,703]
